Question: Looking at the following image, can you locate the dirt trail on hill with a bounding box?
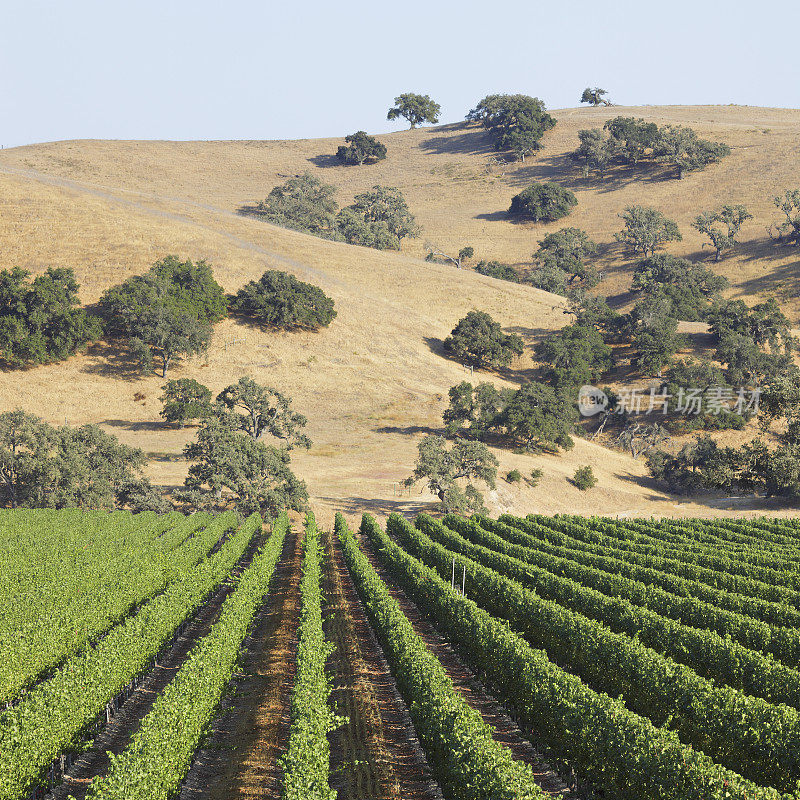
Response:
[323,528,442,800]
[178,524,302,800]
[357,532,576,798]
[49,533,263,800]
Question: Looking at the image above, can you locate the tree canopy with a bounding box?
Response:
[336,131,387,165]
[509,183,577,222]
[340,185,419,246]
[160,378,212,427]
[232,270,336,330]
[615,206,681,256]
[497,381,576,452]
[580,87,610,106]
[0,267,101,367]
[527,228,600,294]
[443,311,524,369]
[100,256,227,377]
[387,93,440,128]
[692,205,752,261]
[535,323,613,390]
[254,173,339,238]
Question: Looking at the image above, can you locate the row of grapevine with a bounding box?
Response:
[277,513,339,800]
[1,512,217,703]
[336,513,547,800]
[497,514,800,623]
[404,514,800,792]
[443,514,800,709]
[0,511,257,800]
[84,514,288,800]
[529,514,800,592]
[361,513,786,800]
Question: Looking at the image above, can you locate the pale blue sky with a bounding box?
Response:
[1,0,798,148]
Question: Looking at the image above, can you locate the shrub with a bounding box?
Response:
[528,468,543,487]
[506,469,522,484]
[509,183,577,222]
[572,465,597,490]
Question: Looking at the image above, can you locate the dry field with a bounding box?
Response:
[0,104,798,523]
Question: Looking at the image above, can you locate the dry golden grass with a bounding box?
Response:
[0,105,798,524]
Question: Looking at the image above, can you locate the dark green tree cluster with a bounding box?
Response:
[467,94,557,161]
[443,380,576,453]
[443,311,524,369]
[527,227,600,295]
[534,323,612,390]
[253,174,418,251]
[336,131,387,165]
[572,117,730,179]
[509,183,577,222]
[0,409,165,511]
[100,256,227,377]
[0,267,101,367]
[232,270,336,330]
[175,376,310,517]
[387,93,441,128]
[473,260,520,282]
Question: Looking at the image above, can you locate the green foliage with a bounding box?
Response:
[467,95,556,160]
[0,267,101,367]
[100,256,227,376]
[509,182,577,222]
[528,227,600,293]
[631,253,727,320]
[341,185,419,246]
[505,468,522,483]
[216,376,311,448]
[615,206,682,257]
[631,307,685,376]
[336,131,387,165]
[279,514,339,800]
[387,93,440,128]
[535,323,613,390]
[572,128,618,178]
[772,189,800,245]
[442,381,513,440]
[692,205,752,261]
[474,260,519,282]
[527,467,543,487]
[572,465,597,490]
[182,413,309,517]
[443,310,524,369]
[498,381,576,452]
[159,378,212,427]
[232,270,336,330]
[405,435,498,514]
[254,173,339,238]
[654,125,731,179]
[0,409,159,510]
[580,87,610,106]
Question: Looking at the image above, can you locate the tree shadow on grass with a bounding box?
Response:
[102,419,168,432]
[80,341,146,381]
[318,495,434,520]
[374,424,441,436]
[418,123,496,157]
[306,153,341,169]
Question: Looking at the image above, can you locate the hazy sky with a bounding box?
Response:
[1,0,798,148]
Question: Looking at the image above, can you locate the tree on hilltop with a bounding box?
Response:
[580,87,611,106]
[387,94,440,128]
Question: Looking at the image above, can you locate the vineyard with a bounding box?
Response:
[2,508,800,800]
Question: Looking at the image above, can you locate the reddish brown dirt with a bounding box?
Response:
[357,531,575,798]
[323,529,442,800]
[49,532,264,800]
[178,524,303,800]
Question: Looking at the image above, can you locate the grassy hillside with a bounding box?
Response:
[0,105,798,522]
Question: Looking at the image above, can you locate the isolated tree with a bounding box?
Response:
[615,206,681,257]
[532,228,599,287]
[232,270,336,330]
[336,131,387,166]
[535,324,612,390]
[425,244,474,268]
[572,465,597,489]
[467,95,556,157]
[341,185,419,244]
[580,87,610,106]
[442,381,513,440]
[182,413,308,517]
[216,376,310,449]
[773,189,800,245]
[444,311,524,369]
[254,173,339,238]
[509,183,577,222]
[692,205,752,261]
[387,93,440,128]
[631,254,728,320]
[497,381,575,452]
[654,125,730,179]
[404,434,498,514]
[160,378,212,427]
[0,267,101,367]
[100,256,226,377]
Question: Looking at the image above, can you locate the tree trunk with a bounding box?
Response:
[715,249,722,262]
[162,356,169,378]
